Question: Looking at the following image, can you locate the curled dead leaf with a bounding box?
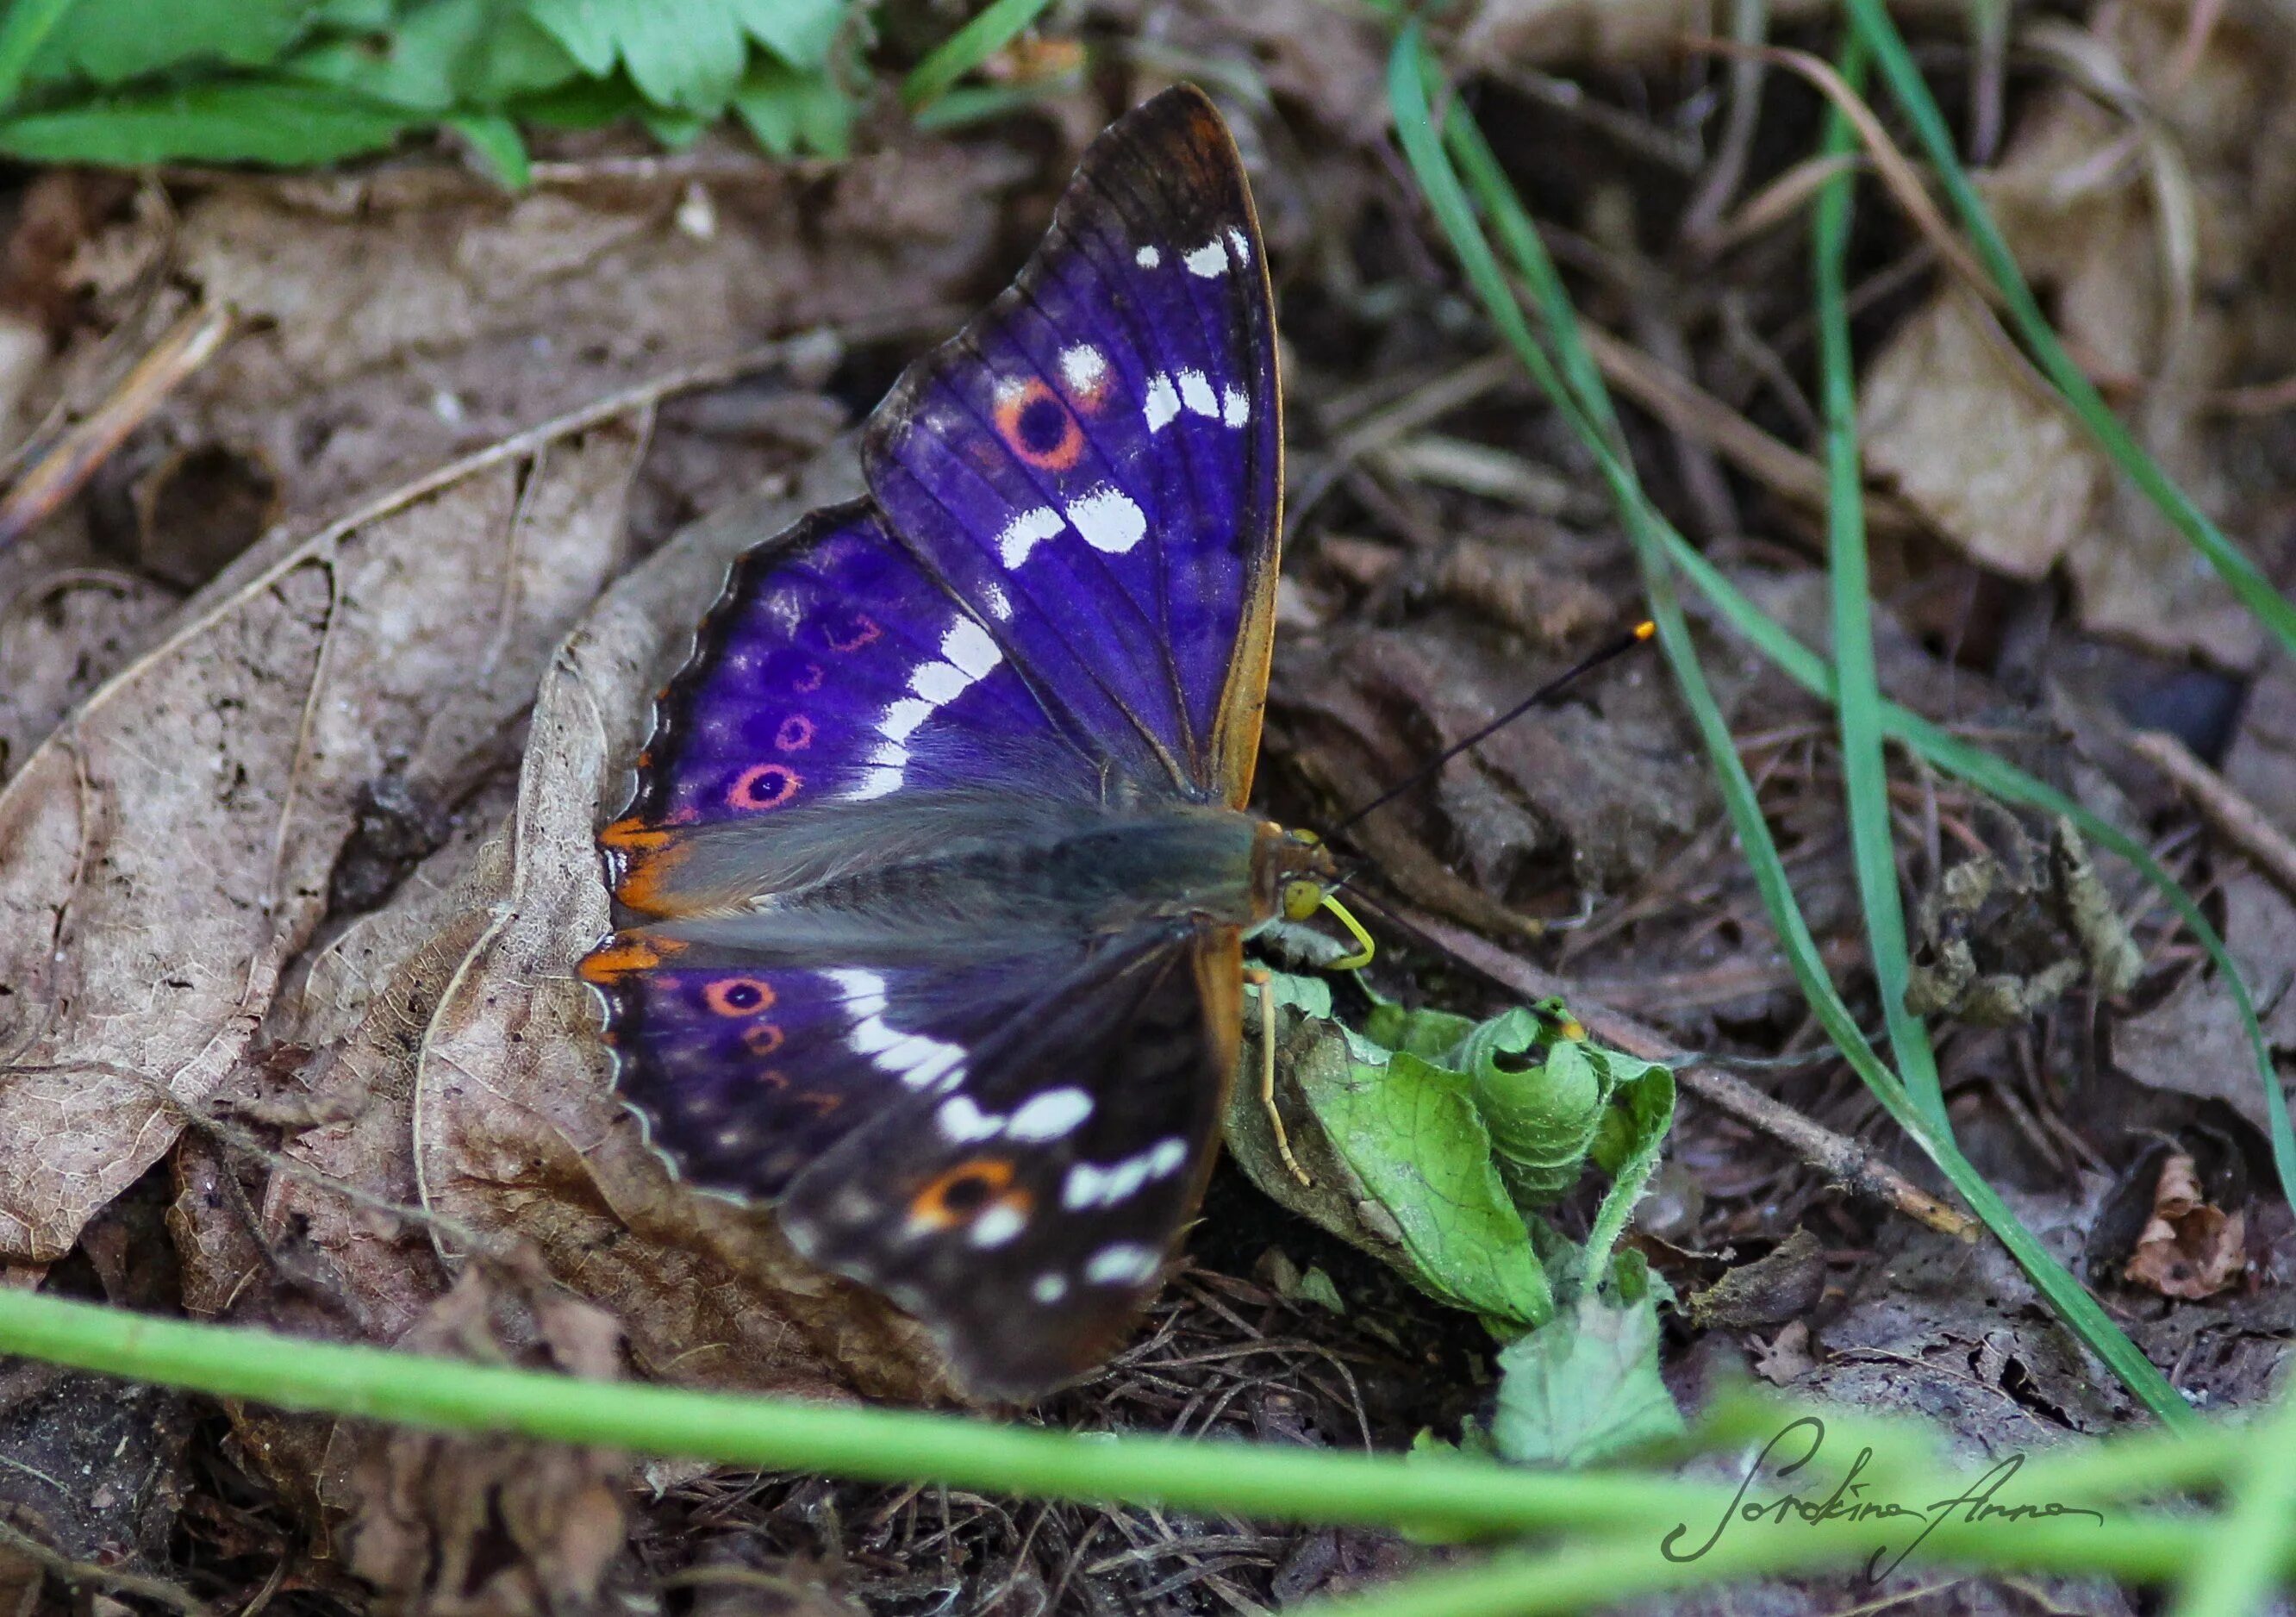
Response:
[2122,1151,2246,1300]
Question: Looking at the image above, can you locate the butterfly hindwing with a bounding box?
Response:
[581,941,1094,1202]
[777,924,1241,1399]
[864,84,1281,807]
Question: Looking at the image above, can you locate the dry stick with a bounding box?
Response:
[0,299,234,551]
[1574,322,1925,540]
[1379,902,1981,1240]
[2131,729,2296,903]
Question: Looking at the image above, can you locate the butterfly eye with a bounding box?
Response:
[1281,878,1323,921]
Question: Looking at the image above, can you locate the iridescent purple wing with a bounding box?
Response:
[779,924,1242,1399]
[581,922,1242,1400]
[863,84,1280,806]
[581,939,1074,1202]
[597,499,1104,911]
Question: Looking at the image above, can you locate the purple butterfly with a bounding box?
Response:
[580,87,1332,1399]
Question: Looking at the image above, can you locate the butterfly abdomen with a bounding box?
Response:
[612,792,1276,963]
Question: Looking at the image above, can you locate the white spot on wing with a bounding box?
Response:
[1059,343,1107,396]
[1184,240,1227,278]
[1063,1138,1191,1208]
[1008,1088,1093,1141]
[940,617,1002,679]
[970,1203,1026,1247]
[1177,368,1218,420]
[1033,1271,1069,1303]
[1085,1243,1160,1285]
[1226,227,1251,266]
[849,766,903,801]
[1144,374,1180,434]
[1064,486,1145,554]
[828,969,966,1089]
[1221,385,1251,428]
[909,660,970,703]
[978,580,1012,620]
[880,697,935,740]
[936,1096,1004,1142]
[1134,245,1160,269]
[997,506,1064,568]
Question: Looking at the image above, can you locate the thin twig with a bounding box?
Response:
[2131,729,2296,905]
[0,299,234,552]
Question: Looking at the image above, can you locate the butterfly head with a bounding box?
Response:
[1251,823,1341,924]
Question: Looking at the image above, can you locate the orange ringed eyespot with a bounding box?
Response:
[742,1021,786,1055]
[908,1157,1019,1231]
[702,977,775,1017]
[992,378,1084,471]
[727,764,800,811]
[775,715,814,752]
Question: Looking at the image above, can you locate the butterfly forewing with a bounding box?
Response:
[864,84,1280,806]
[596,501,1109,913]
[778,924,1239,1399]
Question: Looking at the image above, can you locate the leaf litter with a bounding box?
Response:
[4,3,2296,1614]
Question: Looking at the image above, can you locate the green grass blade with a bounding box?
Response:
[900,0,1052,114]
[1844,0,2296,665]
[1813,33,1947,1133]
[1663,527,2296,1214]
[2166,1392,2296,1617]
[1388,25,2195,1427]
[0,1286,1705,1535]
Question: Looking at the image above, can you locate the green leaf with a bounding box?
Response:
[1226,973,1554,1330]
[447,109,527,186]
[0,78,412,165]
[26,0,315,84]
[733,56,851,158]
[1488,1292,1684,1469]
[1310,1038,1554,1327]
[287,0,580,113]
[1461,1013,1607,1208]
[523,0,845,112]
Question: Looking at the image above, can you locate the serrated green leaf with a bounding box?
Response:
[290,0,577,112]
[523,0,845,113]
[733,56,850,158]
[27,0,316,85]
[1488,1292,1683,1469]
[0,78,412,165]
[741,0,843,71]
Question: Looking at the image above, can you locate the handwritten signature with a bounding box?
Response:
[1661,1415,2104,1581]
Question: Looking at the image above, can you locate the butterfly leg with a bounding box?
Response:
[1244,965,1313,1187]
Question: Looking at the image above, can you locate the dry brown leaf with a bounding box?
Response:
[1858,3,2291,664]
[1860,287,2108,583]
[2114,866,2296,1133]
[342,1270,629,1615]
[0,559,176,784]
[403,459,949,1403]
[0,416,646,1264]
[2122,1151,2247,1299]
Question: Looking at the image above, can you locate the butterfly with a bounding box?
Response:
[578,85,1337,1400]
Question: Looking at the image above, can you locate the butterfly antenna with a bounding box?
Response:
[1324,620,1656,840]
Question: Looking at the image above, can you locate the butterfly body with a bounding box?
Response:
[583,87,1300,1399]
